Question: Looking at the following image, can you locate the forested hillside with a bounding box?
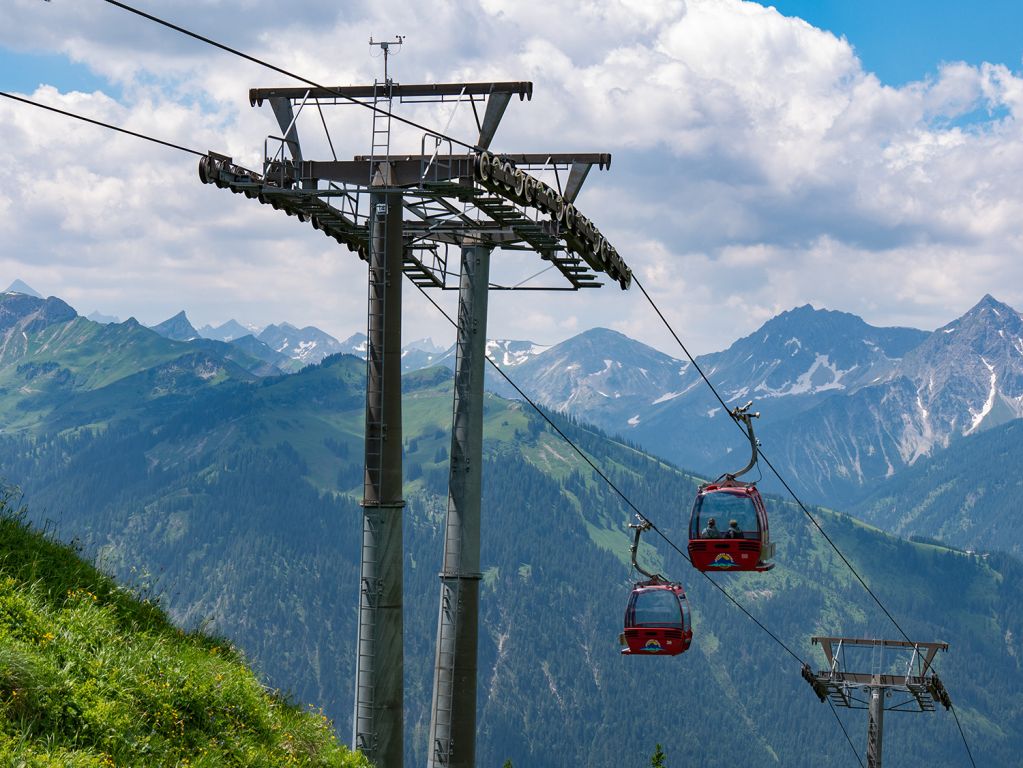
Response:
[1,345,1020,766]
[851,417,1023,554]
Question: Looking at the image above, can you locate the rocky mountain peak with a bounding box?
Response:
[541,327,671,367]
[4,279,42,298]
[150,311,200,342]
[908,295,1023,364]
[0,292,77,331]
[405,337,446,354]
[257,323,344,366]
[86,310,120,325]
[698,305,927,401]
[0,294,78,364]
[339,333,368,356]
[198,319,257,342]
[973,292,1010,312]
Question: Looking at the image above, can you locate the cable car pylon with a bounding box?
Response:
[803,636,953,768]
[197,37,634,765]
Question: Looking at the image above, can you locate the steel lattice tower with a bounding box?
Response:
[198,62,632,767]
[802,636,953,768]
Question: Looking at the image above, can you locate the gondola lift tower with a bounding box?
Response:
[198,39,632,767]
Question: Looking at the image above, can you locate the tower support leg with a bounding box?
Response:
[866,680,885,768]
[354,190,405,768]
[427,245,492,768]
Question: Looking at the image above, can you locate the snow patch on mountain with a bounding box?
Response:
[752,354,855,397]
[966,359,997,435]
[294,341,319,361]
[916,393,929,422]
[486,340,549,367]
[652,390,684,405]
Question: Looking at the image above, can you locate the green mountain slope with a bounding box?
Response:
[0,306,1018,766]
[0,294,275,433]
[0,494,367,767]
[851,417,1023,554]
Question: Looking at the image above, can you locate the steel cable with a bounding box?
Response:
[98,0,484,153]
[409,279,873,766]
[630,274,973,764]
[0,91,205,157]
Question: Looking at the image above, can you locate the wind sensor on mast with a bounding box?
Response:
[369,35,404,85]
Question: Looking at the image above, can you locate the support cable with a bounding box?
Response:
[411,282,804,665]
[97,0,483,153]
[949,702,978,767]
[630,276,978,768]
[631,273,914,642]
[410,280,866,766]
[829,699,866,768]
[0,91,204,157]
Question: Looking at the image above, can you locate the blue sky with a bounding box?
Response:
[760,0,1023,84]
[1,49,113,95]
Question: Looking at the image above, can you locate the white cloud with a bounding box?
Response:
[2,0,1023,353]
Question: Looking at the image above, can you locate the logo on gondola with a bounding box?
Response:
[710,553,738,568]
[643,639,663,652]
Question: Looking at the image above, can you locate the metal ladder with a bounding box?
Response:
[364,199,389,502]
[432,585,457,763]
[354,565,378,753]
[369,79,393,186]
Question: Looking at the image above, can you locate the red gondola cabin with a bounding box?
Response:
[620,580,693,656]
[688,480,775,572]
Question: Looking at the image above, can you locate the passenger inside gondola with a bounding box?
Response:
[701,517,720,538]
[693,489,757,539]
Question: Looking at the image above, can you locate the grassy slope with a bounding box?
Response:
[0,496,368,768]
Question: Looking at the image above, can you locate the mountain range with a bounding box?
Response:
[146,311,446,373]
[11,280,1023,551]
[0,288,1019,765]
[463,295,1023,524]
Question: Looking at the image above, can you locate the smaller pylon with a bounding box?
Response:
[803,636,951,768]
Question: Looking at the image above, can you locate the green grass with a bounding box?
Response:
[0,494,369,768]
